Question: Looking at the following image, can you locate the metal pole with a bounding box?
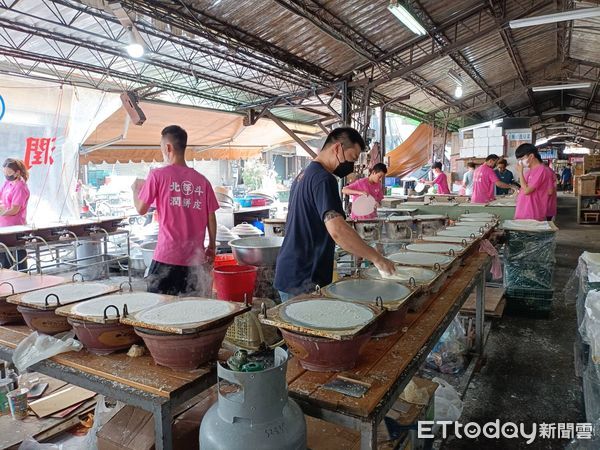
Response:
[475,269,486,355]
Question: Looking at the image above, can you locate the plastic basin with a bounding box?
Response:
[214,265,258,302]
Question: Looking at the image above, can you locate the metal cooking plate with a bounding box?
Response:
[406,243,464,254]
[437,229,481,237]
[281,299,374,330]
[387,216,414,222]
[363,266,437,283]
[460,213,495,218]
[20,283,115,306]
[73,292,164,318]
[455,221,493,227]
[325,279,410,303]
[422,235,472,244]
[388,252,453,266]
[136,299,234,326]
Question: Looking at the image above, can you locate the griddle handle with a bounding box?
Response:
[103,305,120,320]
[315,285,321,295]
[243,293,250,307]
[0,281,15,295]
[375,296,384,310]
[433,263,442,272]
[260,302,267,318]
[123,303,129,318]
[479,226,484,234]
[408,277,417,288]
[461,239,468,248]
[72,273,84,283]
[470,233,476,239]
[44,293,60,307]
[449,249,456,257]
[119,281,133,292]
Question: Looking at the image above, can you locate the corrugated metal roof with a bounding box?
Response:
[0,0,599,131]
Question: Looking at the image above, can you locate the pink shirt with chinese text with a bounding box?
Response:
[471,164,499,204]
[138,165,219,266]
[514,165,552,221]
[0,180,30,227]
[433,172,451,194]
[347,177,384,219]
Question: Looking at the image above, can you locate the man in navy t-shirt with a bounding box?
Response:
[274,127,395,301]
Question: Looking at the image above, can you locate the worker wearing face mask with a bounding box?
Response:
[514,143,553,221]
[0,158,30,270]
[274,127,396,301]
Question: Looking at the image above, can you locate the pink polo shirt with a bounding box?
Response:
[471,164,499,204]
[545,166,557,219]
[514,165,552,221]
[433,172,450,194]
[347,177,384,219]
[138,165,219,267]
[0,180,30,227]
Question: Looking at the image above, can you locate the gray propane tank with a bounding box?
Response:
[200,347,306,450]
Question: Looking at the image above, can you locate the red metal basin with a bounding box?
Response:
[17,305,71,335]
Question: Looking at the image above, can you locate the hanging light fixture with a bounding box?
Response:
[387,1,427,36]
[510,7,600,29]
[448,69,463,99]
[454,85,463,99]
[126,26,145,58]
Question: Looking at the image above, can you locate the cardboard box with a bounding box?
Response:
[578,175,598,197]
[97,390,217,450]
[584,155,600,173]
[473,128,489,138]
[474,137,488,148]
[460,147,474,158]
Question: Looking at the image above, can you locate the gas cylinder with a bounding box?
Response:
[200,347,306,450]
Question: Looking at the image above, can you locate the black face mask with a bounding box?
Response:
[332,147,355,178]
[5,175,16,182]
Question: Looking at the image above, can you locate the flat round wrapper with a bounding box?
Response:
[437,229,481,238]
[136,299,233,326]
[73,293,164,318]
[352,195,377,217]
[20,283,115,306]
[363,266,437,283]
[413,215,446,220]
[406,243,464,254]
[282,299,374,330]
[388,252,453,266]
[422,235,473,244]
[455,221,492,227]
[325,279,410,303]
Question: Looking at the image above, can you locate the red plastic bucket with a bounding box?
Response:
[214,265,258,302]
[214,254,237,267]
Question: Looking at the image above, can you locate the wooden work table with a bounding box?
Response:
[286,252,490,449]
[0,326,219,450]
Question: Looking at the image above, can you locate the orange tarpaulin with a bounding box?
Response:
[386,123,432,177]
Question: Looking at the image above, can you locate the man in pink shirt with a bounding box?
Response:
[342,163,387,219]
[423,162,450,194]
[133,125,219,296]
[513,144,553,221]
[471,154,515,203]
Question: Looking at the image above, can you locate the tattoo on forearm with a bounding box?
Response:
[323,210,342,223]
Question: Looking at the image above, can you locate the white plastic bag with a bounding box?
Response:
[12,331,82,372]
[580,290,600,363]
[432,377,463,426]
[83,395,125,450]
[18,438,61,450]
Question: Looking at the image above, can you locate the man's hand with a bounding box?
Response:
[131,178,145,194]
[205,245,216,264]
[373,256,396,276]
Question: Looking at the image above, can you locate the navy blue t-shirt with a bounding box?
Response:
[274,162,345,295]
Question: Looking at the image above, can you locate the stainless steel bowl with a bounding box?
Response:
[228,237,284,266]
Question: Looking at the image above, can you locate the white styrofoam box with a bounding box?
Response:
[473,128,489,138]
[460,147,474,158]
[489,136,504,147]
[489,127,503,137]
[474,147,489,158]
[489,146,504,156]
[462,139,474,148]
[474,137,489,148]
[391,187,404,195]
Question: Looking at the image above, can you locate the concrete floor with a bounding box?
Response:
[442,195,595,450]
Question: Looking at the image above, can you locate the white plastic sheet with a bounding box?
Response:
[12,331,82,372]
[432,377,463,434]
[581,290,600,363]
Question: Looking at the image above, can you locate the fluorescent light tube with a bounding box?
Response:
[532,82,591,92]
[541,109,583,116]
[448,69,463,85]
[510,7,600,29]
[388,2,427,36]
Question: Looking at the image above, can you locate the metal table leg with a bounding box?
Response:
[360,419,377,450]
[154,402,173,450]
[474,270,486,355]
